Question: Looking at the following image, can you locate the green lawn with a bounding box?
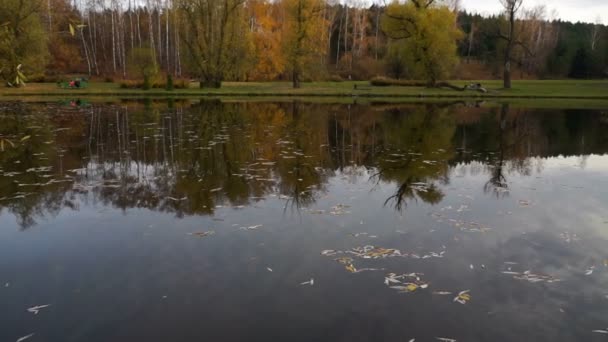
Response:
[1,80,608,101]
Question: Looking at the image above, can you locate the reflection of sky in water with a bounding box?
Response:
[1,103,608,342]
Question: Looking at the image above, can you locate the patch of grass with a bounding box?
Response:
[1,80,608,103]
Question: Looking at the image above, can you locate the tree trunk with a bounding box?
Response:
[88,8,99,75]
[503,7,516,89]
[47,0,52,32]
[166,0,170,72]
[336,9,342,66]
[136,10,142,47]
[80,29,92,76]
[129,2,134,50]
[148,2,157,64]
[374,6,380,61]
[200,78,222,88]
[111,9,117,73]
[467,22,474,63]
[292,70,300,88]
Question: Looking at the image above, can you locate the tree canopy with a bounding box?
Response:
[0,0,49,86]
[382,1,463,86]
[1,0,607,87]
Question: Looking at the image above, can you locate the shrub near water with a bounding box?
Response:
[143,75,151,90]
[166,74,174,91]
[369,77,427,87]
[119,78,190,90]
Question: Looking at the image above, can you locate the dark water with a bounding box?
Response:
[1,100,608,342]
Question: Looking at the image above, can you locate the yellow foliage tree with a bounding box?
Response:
[176,0,248,88]
[247,0,286,80]
[382,0,462,86]
[0,0,49,86]
[282,0,328,88]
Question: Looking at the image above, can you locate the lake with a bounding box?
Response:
[1,99,608,342]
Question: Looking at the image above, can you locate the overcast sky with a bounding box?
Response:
[460,0,607,24]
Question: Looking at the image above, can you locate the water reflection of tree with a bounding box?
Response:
[82,100,334,216]
[0,106,85,228]
[371,104,455,211]
[483,104,511,197]
[3,101,608,229]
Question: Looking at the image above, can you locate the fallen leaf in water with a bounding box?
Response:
[266,267,273,272]
[240,225,263,231]
[187,231,215,238]
[20,136,31,142]
[585,267,595,276]
[397,283,418,292]
[518,200,531,207]
[27,304,50,315]
[300,278,314,286]
[503,269,561,283]
[321,250,340,256]
[335,257,354,265]
[592,329,608,334]
[454,290,471,305]
[433,291,453,295]
[385,276,400,285]
[351,246,401,259]
[349,232,369,237]
[436,338,457,342]
[345,264,357,273]
[16,333,35,342]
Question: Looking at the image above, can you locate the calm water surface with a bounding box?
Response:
[1,100,608,342]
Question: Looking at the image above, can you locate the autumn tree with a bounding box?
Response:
[282,0,328,88]
[44,0,82,75]
[0,0,49,86]
[176,0,247,88]
[247,0,286,80]
[498,0,525,89]
[127,46,158,88]
[382,0,462,86]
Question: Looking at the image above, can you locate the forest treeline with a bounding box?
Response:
[0,0,606,88]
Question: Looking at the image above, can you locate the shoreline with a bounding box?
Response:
[1,80,607,106]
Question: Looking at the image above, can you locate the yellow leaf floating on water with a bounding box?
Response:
[335,257,353,265]
[406,283,419,292]
[21,135,31,142]
[454,290,471,304]
[345,264,357,273]
[389,282,425,293]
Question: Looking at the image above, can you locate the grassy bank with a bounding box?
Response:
[1,80,608,101]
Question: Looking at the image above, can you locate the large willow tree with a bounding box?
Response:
[176,0,248,88]
[382,0,462,86]
[0,0,48,86]
[282,0,328,88]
